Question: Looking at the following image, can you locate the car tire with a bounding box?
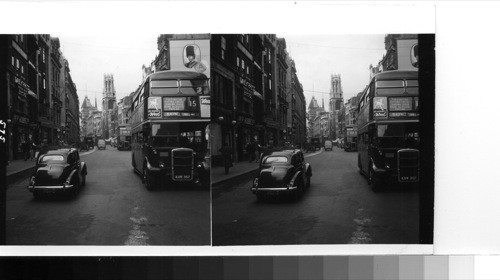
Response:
[81,173,86,187]
[143,166,154,190]
[306,175,311,188]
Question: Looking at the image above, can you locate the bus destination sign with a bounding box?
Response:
[163,97,199,112]
[389,97,413,111]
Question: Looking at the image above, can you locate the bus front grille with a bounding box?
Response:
[171,148,194,181]
[397,149,419,182]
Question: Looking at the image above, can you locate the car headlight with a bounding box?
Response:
[253,178,259,187]
[159,160,165,168]
[29,176,35,186]
[152,149,158,155]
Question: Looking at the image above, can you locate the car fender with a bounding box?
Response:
[289,169,303,186]
[305,163,312,177]
[66,168,78,184]
[81,161,87,176]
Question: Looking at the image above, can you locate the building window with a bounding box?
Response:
[11,56,14,67]
[16,58,19,69]
[241,59,245,70]
[236,57,240,67]
[246,66,250,75]
[269,79,272,90]
[42,49,45,63]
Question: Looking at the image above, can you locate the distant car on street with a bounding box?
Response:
[324,140,333,151]
[97,139,106,150]
[28,148,87,199]
[251,149,312,201]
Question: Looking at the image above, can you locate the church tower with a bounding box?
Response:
[329,74,344,139]
[102,74,117,139]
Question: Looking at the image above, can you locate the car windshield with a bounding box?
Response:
[40,155,65,163]
[264,156,288,164]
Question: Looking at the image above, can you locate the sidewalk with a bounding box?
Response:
[211,160,260,187]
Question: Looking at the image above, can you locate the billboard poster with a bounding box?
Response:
[397,39,418,70]
[169,39,211,79]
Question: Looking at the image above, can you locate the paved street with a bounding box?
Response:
[6,146,211,245]
[212,147,419,245]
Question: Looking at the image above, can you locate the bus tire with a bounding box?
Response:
[368,164,382,192]
[143,166,155,190]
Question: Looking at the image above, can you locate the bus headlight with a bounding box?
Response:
[152,149,158,155]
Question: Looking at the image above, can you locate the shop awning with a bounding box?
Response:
[253,90,263,100]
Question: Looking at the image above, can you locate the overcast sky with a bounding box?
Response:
[56,34,159,110]
[282,34,387,110]
[57,34,386,112]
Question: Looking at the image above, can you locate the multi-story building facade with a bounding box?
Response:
[2,34,74,160]
[61,58,79,144]
[274,38,289,144]
[210,34,305,163]
[117,94,133,126]
[48,37,64,145]
[287,58,307,147]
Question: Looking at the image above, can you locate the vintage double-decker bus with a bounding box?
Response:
[117,124,131,151]
[129,70,211,190]
[357,70,419,191]
[344,126,357,152]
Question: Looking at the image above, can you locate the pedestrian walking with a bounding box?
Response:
[30,141,37,161]
[219,143,233,175]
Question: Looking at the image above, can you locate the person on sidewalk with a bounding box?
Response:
[219,143,233,175]
[30,140,37,161]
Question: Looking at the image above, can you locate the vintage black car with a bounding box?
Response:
[28,148,87,198]
[251,149,312,200]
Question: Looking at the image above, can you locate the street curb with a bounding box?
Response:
[211,167,259,189]
[7,165,35,186]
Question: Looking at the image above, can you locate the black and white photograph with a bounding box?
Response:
[210,34,433,245]
[1,34,212,245]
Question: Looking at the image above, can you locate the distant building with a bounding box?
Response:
[329,74,344,139]
[117,94,132,126]
[102,74,117,139]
